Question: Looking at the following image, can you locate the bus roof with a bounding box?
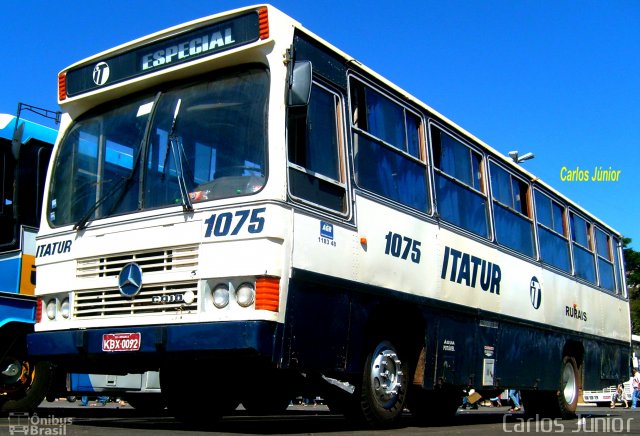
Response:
[0,114,57,145]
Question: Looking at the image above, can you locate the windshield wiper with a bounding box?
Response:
[73,177,128,231]
[74,93,161,231]
[164,99,193,212]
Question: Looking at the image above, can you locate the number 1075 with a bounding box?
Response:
[384,231,421,264]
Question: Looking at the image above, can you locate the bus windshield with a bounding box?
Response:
[48,67,268,227]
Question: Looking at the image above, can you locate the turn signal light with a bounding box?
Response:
[255,276,279,311]
[258,7,269,40]
[58,72,67,102]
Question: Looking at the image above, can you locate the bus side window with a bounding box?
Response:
[570,211,596,284]
[612,236,625,296]
[595,227,615,292]
[349,77,428,212]
[287,82,347,213]
[534,189,571,272]
[431,125,488,238]
[489,161,535,257]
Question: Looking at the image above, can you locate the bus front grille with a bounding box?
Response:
[76,245,199,279]
[73,281,198,318]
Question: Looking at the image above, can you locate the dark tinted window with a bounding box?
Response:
[431,126,488,237]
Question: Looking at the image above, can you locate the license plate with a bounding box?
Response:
[102,332,141,352]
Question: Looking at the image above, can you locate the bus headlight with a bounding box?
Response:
[60,298,70,319]
[212,284,229,308]
[236,283,255,307]
[46,299,57,320]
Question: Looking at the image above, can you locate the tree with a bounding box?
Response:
[623,238,640,334]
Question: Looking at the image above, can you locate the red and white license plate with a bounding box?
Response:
[102,332,141,352]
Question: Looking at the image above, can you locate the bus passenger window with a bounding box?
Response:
[489,162,534,257]
[287,82,347,213]
[595,227,615,292]
[350,78,428,212]
[570,212,596,284]
[534,189,570,272]
[612,236,625,295]
[431,125,488,238]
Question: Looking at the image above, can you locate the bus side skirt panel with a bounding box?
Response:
[282,269,630,393]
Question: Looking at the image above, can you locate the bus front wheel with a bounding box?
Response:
[359,340,409,428]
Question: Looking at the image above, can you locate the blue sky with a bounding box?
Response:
[1,1,638,249]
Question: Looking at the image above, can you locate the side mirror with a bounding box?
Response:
[287,61,312,107]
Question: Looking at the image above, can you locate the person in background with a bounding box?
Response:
[489,395,502,407]
[631,370,640,409]
[508,389,522,412]
[460,388,479,410]
[80,395,109,407]
[611,383,628,409]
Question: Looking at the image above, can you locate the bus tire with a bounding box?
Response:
[1,361,53,413]
[359,340,409,428]
[557,356,580,419]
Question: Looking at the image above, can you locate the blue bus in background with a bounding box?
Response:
[1,106,164,412]
[0,106,56,412]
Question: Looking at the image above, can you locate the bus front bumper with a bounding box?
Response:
[27,320,281,372]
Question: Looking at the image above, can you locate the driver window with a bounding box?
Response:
[287,82,347,214]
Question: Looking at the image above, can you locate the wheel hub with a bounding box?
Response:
[561,361,577,404]
[370,349,403,407]
[0,359,30,391]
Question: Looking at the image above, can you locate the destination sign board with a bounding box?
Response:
[65,11,260,97]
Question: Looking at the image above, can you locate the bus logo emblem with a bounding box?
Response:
[530,276,542,309]
[93,62,110,86]
[118,263,143,298]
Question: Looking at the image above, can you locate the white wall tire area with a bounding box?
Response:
[558,356,580,419]
[359,340,409,428]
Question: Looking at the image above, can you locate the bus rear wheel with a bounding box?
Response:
[522,355,580,419]
[358,340,409,428]
[558,356,580,419]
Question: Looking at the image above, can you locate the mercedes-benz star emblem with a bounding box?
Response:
[118,263,143,298]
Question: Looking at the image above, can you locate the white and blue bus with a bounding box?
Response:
[28,5,630,427]
[0,107,161,411]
